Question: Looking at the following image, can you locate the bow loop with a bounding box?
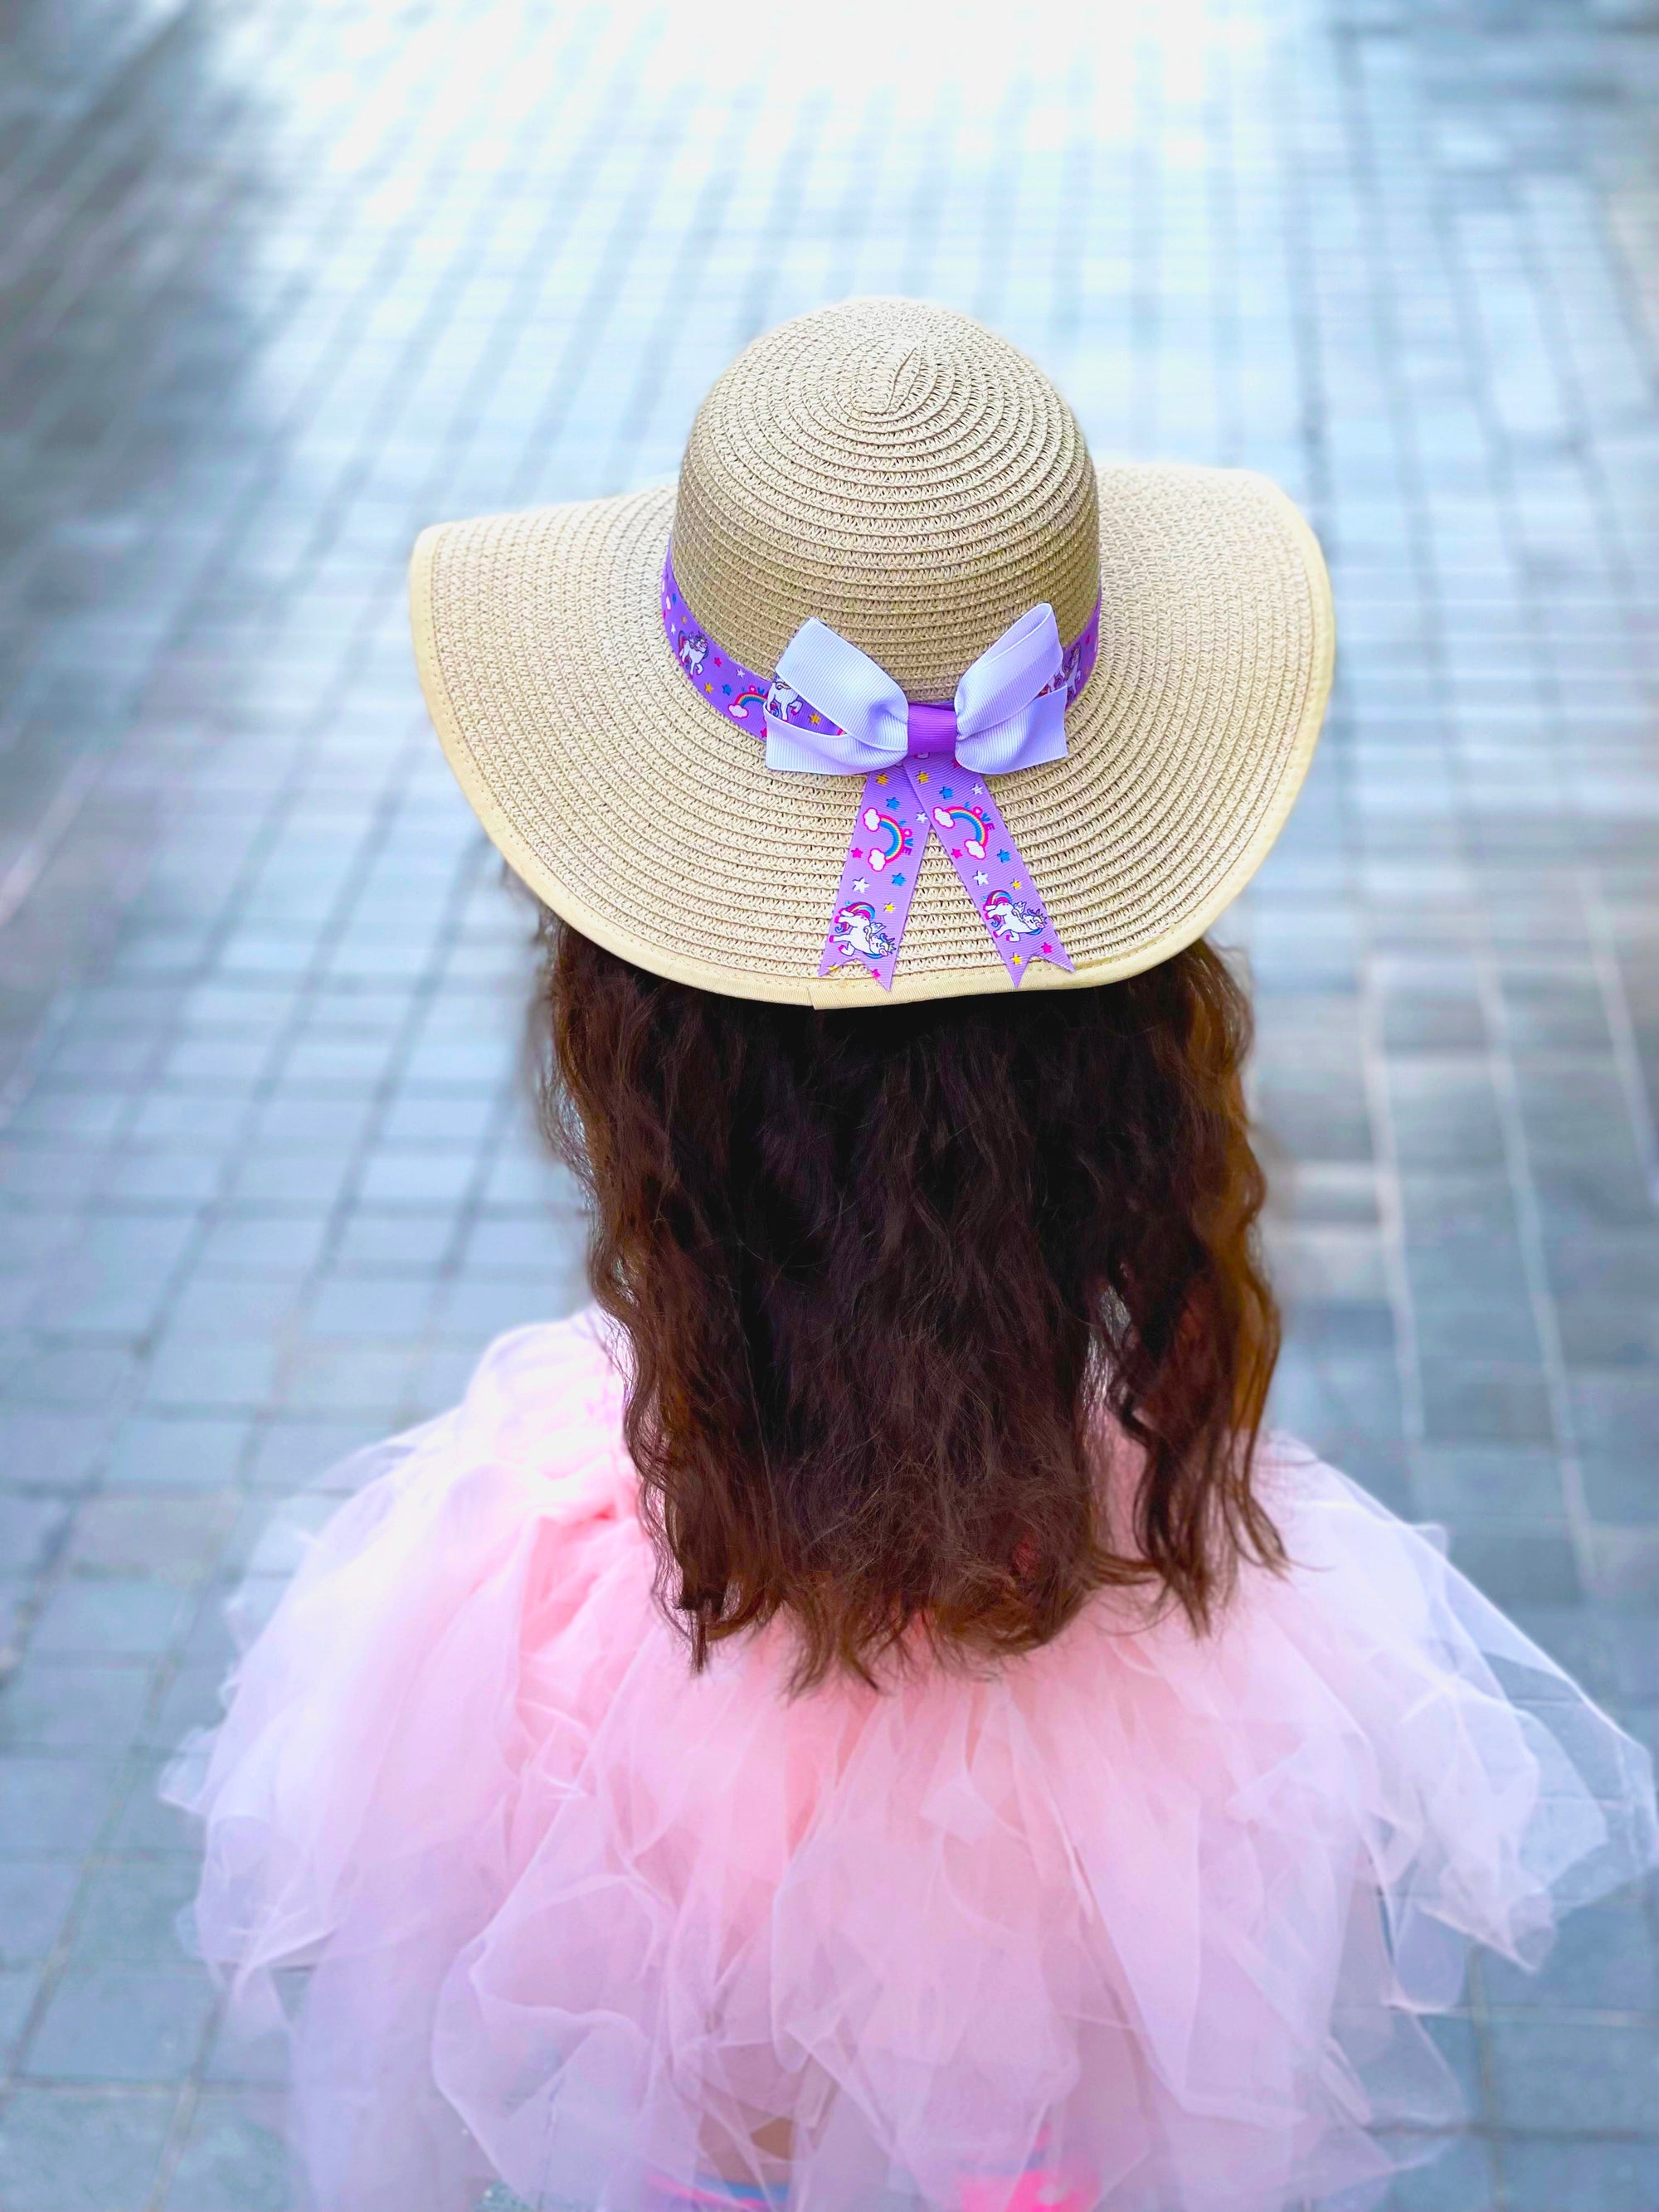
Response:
[767,620,908,774]
[955,603,1063,735]
[951,603,1069,775]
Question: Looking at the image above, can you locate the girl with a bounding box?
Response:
[171,300,1657,2212]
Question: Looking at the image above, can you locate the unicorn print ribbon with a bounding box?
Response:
[661,552,1097,989]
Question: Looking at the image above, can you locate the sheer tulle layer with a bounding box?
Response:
[165,1316,1657,2212]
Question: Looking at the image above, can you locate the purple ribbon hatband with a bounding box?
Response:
[661,551,1098,990]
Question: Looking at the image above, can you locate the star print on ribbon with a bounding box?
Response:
[660,550,1097,989]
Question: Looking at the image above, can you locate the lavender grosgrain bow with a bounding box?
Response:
[661,552,1094,989]
[762,605,1072,777]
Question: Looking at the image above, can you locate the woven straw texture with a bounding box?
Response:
[674,300,1098,700]
[411,300,1333,1008]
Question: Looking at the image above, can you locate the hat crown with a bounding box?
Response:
[670,299,1099,702]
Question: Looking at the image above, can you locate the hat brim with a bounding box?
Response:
[410,465,1333,1008]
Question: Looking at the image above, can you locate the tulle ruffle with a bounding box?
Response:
[166,1315,1657,2212]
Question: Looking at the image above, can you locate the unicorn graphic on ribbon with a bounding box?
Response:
[677,630,708,678]
[829,902,899,965]
[982,888,1046,942]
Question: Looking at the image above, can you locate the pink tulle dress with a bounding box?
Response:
[168,1312,1657,2212]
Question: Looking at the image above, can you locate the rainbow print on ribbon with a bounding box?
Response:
[859,806,913,874]
[932,804,992,858]
[819,763,1072,991]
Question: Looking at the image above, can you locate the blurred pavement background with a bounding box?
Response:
[0,0,1654,2205]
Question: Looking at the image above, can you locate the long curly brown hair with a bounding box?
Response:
[538,921,1284,1688]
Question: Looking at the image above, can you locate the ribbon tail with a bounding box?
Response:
[815,771,928,991]
[904,761,1074,989]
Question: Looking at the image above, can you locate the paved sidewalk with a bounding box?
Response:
[0,1,1653,2206]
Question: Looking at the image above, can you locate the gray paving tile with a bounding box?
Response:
[304,1276,435,1341]
[1269,1355,1408,1462]
[1501,2136,1659,2212]
[1555,1297,1658,1371]
[191,1218,330,1279]
[1488,2016,1659,2137]
[224,1151,356,1210]
[161,1281,306,1348]
[436,1275,562,1342]
[28,1216,200,1338]
[100,1151,224,1206]
[354,1148,480,1208]
[1484,1890,1659,2015]
[275,1344,416,1417]
[0,1969,40,2069]
[69,1855,201,1968]
[1411,1447,1569,1527]
[1535,1161,1655,1240]
[333,1209,461,1274]
[0,1761,117,1855]
[1407,1296,1543,1367]
[1448,1527,1590,1610]
[461,1211,586,1275]
[144,1665,232,1752]
[66,1495,236,1581]
[0,2085,176,2210]
[244,1422,384,1494]
[0,1496,72,1582]
[32,1578,187,1660]
[0,1414,110,1494]
[104,1418,252,1494]
[1388,1067,1509,1174]
[1258,1070,1375,1165]
[104,1746,197,1852]
[1378,2132,1497,2211]
[1544,1230,1659,1305]
[25,1966,216,2084]
[0,1661,155,1754]
[1418,1364,1556,1448]
[0,1859,80,1966]
[165,2089,291,2212]
[143,1338,283,1416]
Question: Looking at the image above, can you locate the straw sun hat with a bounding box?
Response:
[411,299,1333,1008]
